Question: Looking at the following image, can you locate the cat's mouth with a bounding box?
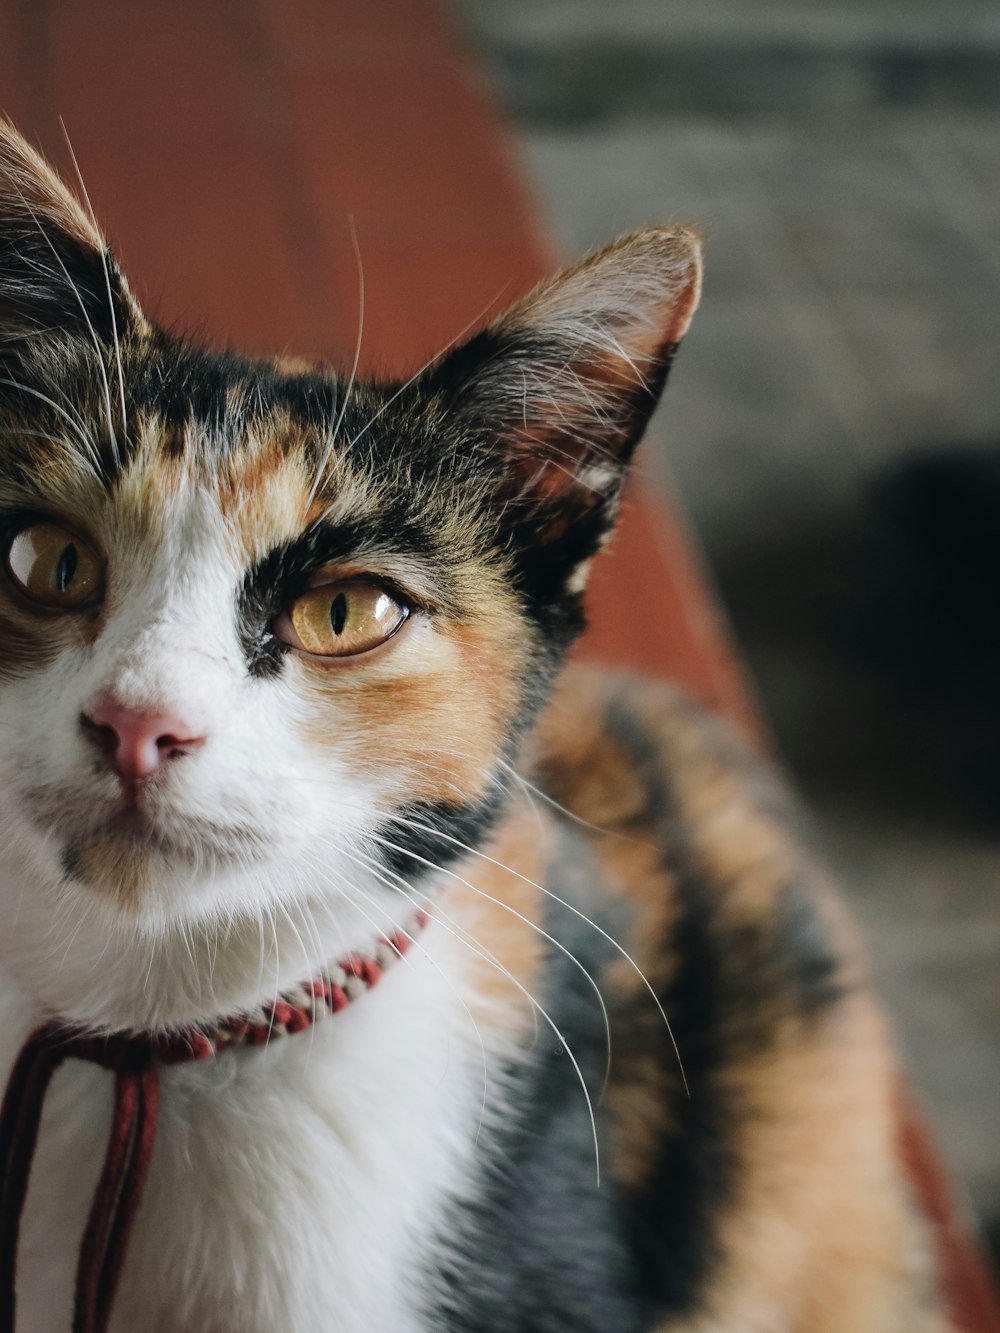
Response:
[57,815,272,904]
[22,779,273,885]
[75,808,269,860]
[105,805,155,838]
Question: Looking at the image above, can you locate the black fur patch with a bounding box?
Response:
[774,880,844,1018]
[373,791,507,887]
[604,696,845,1314]
[430,833,647,1333]
[601,697,734,1314]
[0,224,127,351]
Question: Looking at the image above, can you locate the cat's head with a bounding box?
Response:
[0,122,700,1028]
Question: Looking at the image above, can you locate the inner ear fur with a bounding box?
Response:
[428,226,702,554]
[0,120,142,350]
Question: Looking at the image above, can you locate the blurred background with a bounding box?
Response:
[458,0,1000,1262]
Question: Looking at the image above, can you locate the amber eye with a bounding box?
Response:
[280,581,409,658]
[4,522,104,609]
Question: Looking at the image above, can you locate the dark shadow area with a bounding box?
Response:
[720,445,1000,832]
[484,42,1000,126]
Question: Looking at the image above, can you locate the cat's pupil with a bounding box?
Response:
[56,543,77,592]
[330,593,347,636]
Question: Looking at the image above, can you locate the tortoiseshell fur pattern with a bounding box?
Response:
[0,122,947,1332]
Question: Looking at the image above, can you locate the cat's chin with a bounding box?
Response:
[12,780,276,909]
[58,822,261,908]
[0,854,404,1033]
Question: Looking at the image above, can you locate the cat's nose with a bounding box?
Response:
[81,693,207,784]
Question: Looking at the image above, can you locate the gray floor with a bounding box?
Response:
[459,0,1000,1250]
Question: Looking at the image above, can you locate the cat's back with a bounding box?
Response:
[522,665,947,1332]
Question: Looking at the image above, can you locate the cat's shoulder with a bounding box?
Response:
[530,662,869,1060]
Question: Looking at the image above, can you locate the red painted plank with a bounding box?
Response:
[261,2,550,371]
[17,0,338,356]
[0,5,34,129]
[582,483,762,737]
[90,150,310,357]
[898,1094,1000,1333]
[48,1,250,155]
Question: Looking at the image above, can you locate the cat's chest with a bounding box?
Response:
[2,949,487,1333]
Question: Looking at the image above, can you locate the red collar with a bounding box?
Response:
[0,909,428,1333]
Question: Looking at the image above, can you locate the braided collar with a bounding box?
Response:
[154,908,430,1062]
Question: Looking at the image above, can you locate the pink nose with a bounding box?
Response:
[81,694,206,784]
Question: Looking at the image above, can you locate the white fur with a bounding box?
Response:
[0,479,505,1330]
[0,920,495,1333]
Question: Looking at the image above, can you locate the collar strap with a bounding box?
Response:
[0,909,428,1333]
[157,909,429,1062]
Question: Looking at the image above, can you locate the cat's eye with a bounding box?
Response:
[279,581,409,658]
[4,522,104,609]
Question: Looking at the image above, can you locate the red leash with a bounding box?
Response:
[0,1026,159,1333]
[0,912,426,1332]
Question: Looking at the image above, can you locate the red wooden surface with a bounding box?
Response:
[0,1,995,1326]
[899,1096,1000,1333]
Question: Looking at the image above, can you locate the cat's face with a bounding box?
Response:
[0,347,534,924]
[0,122,700,1027]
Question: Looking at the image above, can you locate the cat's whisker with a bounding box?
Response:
[271,893,313,985]
[266,903,282,1046]
[9,179,119,470]
[142,929,158,1002]
[270,891,328,1054]
[343,282,512,457]
[297,893,352,1037]
[329,841,562,1150]
[177,917,199,1000]
[47,883,98,971]
[43,874,104,970]
[383,809,687,1094]
[341,879,492,1145]
[353,843,544,1052]
[0,375,103,475]
[275,771,679,1094]
[87,907,125,976]
[496,763,554,846]
[366,865,599,1182]
[60,121,128,463]
[499,759,662,851]
[331,833,544,1059]
[359,827,613,1116]
[271,854,353,1008]
[499,759,599,830]
[206,910,222,996]
[278,841,477,1075]
[251,904,269,1012]
[308,217,365,508]
[291,884,333,986]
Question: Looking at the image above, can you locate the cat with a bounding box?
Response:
[0,119,947,1333]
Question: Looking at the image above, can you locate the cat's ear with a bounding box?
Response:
[0,120,142,351]
[426,226,701,574]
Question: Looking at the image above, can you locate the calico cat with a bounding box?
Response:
[0,120,947,1332]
